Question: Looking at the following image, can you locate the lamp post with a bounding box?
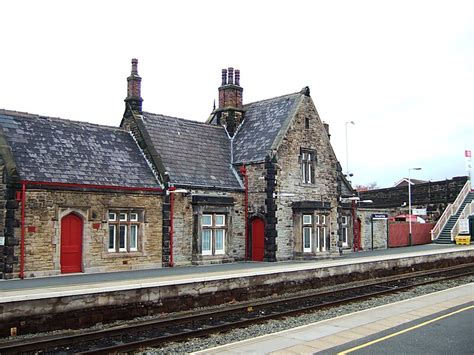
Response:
[345,121,355,177]
[408,167,422,246]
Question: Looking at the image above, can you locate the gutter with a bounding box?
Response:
[20,180,163,193]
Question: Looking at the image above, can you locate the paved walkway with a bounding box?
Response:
[194,283,474,354]
[1,244,472,303]
[1,244,466,291]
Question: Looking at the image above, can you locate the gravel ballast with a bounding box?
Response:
[142,276,473,354]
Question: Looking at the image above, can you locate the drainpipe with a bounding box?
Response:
[20,182,26,279]
[239,166,249,260]
[169,186,176,267]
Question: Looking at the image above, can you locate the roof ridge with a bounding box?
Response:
[243,91,301,107]
[0,108,126,132]
[143,111,226,130]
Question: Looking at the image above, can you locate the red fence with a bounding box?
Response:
[388,223,434,247]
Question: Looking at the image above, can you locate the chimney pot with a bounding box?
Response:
[235,69,240,86]
[227,67,234,85]
[131,58,138,75]
[125,58,143,114]
[221,69,227,85]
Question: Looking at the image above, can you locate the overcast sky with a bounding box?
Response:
[1,0,472,188]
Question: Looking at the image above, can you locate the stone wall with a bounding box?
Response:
[13,188,162,278]
[274,96,339,259]
[359,176,469,222]
[170,189,245,266]
[358,209,393,250]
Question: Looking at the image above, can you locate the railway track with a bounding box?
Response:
[1,263,473,354]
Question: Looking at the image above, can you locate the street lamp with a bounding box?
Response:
[408,167,422,246]
[345,121,355,177]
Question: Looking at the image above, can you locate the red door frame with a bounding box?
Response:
[61,213,83,273]
[250,217,265,261]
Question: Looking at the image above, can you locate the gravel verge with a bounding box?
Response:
[142,276,473,354]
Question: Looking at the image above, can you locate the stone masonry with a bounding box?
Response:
[170,189,245,266]
[13,188,162,278]
[275,95,339,259]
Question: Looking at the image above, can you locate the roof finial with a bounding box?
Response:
[300,86,310,97]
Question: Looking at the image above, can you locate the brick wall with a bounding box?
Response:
[13,188,162,278]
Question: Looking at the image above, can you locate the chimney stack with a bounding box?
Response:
[125,58,143,114]
[216,67,244,137]
[218,67,243,110]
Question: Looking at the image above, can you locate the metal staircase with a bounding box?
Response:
[434,190,474,244]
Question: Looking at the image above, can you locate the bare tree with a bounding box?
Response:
[355,182,379,191]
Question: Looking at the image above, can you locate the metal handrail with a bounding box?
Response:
[450,201,474,239]
[431,203,452,240]
[431,179,471,240]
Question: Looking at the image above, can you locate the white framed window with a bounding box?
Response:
[215,214,225,227]
[342,226,348,247]
[321,227,327,251]
[301,149,316,184]
[302,214,312,252]
[201,214,226,256]
[202,214,212,226]
[215,229,225,255]
[316,227,320,251]
[202,229,212,255]
[341,216,348,247]
[108,225,116,252]
[321,215,326,225]
[130,224,138,251]
[108,210,142,253]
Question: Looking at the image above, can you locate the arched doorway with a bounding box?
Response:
[61,213,83,273]
[251,218,265,261]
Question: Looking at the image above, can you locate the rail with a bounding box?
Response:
[451,200,474,239]
[1,263,472,354]
[431,179,471,240]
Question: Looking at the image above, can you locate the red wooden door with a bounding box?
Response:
[61,213,83,273]
[251,218,265,261]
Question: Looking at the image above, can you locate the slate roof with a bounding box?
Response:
[232,92,301,164]
[0,110,159,188]
[141,112,242,190]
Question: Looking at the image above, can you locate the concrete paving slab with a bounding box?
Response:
[283,323,353,341]
[194,284,473,355]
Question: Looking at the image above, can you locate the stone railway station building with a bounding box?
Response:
[0,59,355,279]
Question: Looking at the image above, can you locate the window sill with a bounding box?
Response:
[102,251,146,258]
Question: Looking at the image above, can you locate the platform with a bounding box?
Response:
[1,244,473,337]
[1,244,473,302]
[195,283,474,354]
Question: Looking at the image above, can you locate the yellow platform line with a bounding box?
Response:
[338,304,474,355]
